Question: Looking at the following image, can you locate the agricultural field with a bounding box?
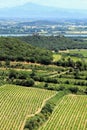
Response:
[53,53,62,61]
[40,94,87,130]
[69,49,87,57]
[0,85,56,130]
[53,49,87,62]
[0,59,87,93]
[0,47,87,130]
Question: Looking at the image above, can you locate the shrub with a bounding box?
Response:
[15,78,34,87]
[84,88,87,94]
[57,86,65,91]
[24,102,55,130]
[65,80,70,84]
[69,87,79,94]
[18,72,28,79]
[9,70,18,79]
[44,83,48,88]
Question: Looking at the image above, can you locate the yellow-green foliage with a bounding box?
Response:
[53,49,87,62]
[40,95,87,130]
[53,54,61,61]
[69,49,87,57]
[0,85,55,130]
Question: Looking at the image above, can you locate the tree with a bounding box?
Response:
[23,78,34,87]
[9,70,17,79]
[69,87,78,94]
[30,70,36,78]
[74,69,79,79]
[85,88,87,94]
[44,83,48,88]
[67,58,74,67]
[5,60,10,67]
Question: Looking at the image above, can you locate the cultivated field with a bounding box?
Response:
[40,94,87,130]
[53,49,87,62]
[0,85,56,130]
[0,49,87,130]
[68,49,87,57]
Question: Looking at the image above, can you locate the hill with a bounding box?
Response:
[20,35,87,51]
[0,37,53,64]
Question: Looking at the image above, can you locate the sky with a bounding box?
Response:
[0,0,87,9]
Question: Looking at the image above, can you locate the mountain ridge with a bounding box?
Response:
[0,2,87,19]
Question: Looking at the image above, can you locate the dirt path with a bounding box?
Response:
[20,92,57,130]
[49,70,69,78]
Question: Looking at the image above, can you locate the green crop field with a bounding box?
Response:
[40,94,87,130]
[0,85,56,130]
[53,49,87,62]
[69,49,87,57]
[0,48,87,130]
[53,53,61,61]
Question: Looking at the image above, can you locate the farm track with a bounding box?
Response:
[0,85,56,130]
[0,67,32,71]
[49,70,69,78]
[39,95,87,130]
[20,92,57,130]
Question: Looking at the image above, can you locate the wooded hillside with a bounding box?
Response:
[20,35,87,51]
[0,37,53,64]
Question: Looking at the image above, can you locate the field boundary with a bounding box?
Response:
[39,94,87,130]
[20,92,57,130]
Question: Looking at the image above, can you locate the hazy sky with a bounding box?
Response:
[0,0,87,9]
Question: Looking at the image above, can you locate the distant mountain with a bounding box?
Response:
[0,2,87,19]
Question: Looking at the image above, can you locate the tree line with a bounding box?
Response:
[19,35,87,51]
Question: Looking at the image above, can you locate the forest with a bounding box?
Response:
[0,37,52,64]
[20,35,87,51]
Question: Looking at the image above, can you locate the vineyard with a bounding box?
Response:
[0,48,87,130]
[40,94,87,130]
[0,85,56,130]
